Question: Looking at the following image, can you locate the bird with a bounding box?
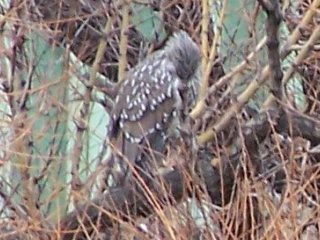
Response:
[108,30,201,186]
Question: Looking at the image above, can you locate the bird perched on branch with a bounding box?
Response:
[108,31,201,186]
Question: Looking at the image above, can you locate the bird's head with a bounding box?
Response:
[164,31,201,82]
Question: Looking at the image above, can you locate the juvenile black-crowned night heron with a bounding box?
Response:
[108,31,201,185]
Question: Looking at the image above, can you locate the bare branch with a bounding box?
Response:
[258,0,283,101]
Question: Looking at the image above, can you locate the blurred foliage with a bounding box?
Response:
[131,3,166,42]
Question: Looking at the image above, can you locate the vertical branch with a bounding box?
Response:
[201,0,209,72]
[118,0,130,82]
[191,0,209,119]
[90,17,114,87]
[70,16,113,200]
[257,0,283,102]
[205,0,226,83]
[190,0,226,119]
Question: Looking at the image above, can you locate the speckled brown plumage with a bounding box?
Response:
[108,31,201,185]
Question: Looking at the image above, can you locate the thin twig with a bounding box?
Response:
[118,0,130,82]
[208,36,267,100]
[282,25,320,84]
